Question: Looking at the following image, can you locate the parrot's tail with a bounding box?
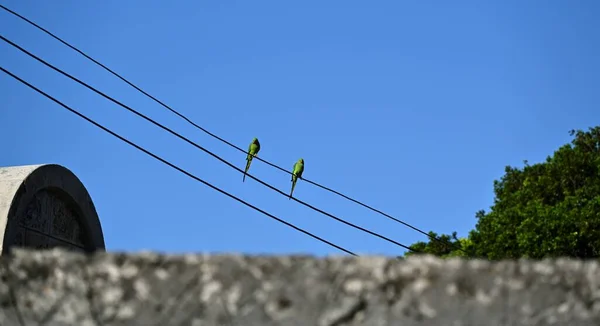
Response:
[289,181,296,200]
[243,158,252,182]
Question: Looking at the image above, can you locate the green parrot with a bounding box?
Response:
[289,158,304,199]
[243,137,261,182]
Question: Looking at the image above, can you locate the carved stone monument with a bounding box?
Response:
[0,164,105,254]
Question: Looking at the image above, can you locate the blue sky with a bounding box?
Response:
[1,1,599,256]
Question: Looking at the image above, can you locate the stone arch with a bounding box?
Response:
[0,164,105,254]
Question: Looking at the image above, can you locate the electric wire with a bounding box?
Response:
[0,33,418,253]
[0,64,358,257]
[0,4,459,252]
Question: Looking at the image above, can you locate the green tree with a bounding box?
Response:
[407,127,600,259]
[406,231,475,258]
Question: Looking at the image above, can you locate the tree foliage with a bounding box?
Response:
[407,127,600,259]
[405,232,474,258]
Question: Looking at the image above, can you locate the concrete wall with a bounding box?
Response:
[0,249,598,325]
[1,164,597,325]
[0,164,105,254]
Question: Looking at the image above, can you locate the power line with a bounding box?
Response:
[17,224,86,250]
[0,4,456,251]
[0,64,358,257]
[0,34,417,253]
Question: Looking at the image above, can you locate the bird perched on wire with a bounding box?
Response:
[243,137,261,182]
[289,158,304,199]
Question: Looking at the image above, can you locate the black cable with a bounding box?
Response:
[17,224,85,250]
[0,34,418,253]
[0,65,358,257]
[0,4,457,252]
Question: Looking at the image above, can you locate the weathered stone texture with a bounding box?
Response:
[0,249,599,325]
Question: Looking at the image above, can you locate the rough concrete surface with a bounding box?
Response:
[0,249,599,325]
